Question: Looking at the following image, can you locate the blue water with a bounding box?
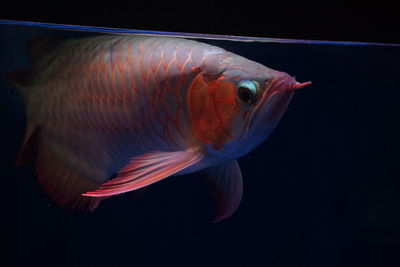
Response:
[1,20,400,267]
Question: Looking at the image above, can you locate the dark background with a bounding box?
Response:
[1,1,400,267]
[1,0,399,44]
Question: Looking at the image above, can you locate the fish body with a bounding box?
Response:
[29,36,223,181]
[7,35,310,221]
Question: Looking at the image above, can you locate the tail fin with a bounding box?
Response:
[3,36,62,166]
[5,69,38,166]
[5,35,61,96]
[4,35,102,211]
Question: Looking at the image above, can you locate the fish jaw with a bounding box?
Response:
[262,73,311,100]
[257,73,312,122]
[235,74,311,156]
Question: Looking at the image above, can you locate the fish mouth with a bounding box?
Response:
[264,74,311,100]
[243,74,311,138]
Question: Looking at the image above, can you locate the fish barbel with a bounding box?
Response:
[6,35,311,221]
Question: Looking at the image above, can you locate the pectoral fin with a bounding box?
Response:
[83,149,204,197]
[205,160,243,222]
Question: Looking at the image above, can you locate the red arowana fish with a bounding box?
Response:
[6,35,311,222]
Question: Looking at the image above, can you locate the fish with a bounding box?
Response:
[6,35,311,222]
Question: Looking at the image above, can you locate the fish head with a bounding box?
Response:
[188,52,311,159]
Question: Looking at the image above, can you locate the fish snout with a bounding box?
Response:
[269,73,312,94]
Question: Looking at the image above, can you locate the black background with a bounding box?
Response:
[1,1,400,267]
[1,0,399,44]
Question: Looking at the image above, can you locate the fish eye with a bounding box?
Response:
[237,80,259,105]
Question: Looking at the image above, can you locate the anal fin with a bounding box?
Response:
[36,141,102,211]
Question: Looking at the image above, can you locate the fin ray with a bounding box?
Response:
[36,140,103,211]
[83,150,204,197]
[205,160,243,222]
[15,124,38,166]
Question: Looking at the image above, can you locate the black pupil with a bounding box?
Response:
[238,87,254,104]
